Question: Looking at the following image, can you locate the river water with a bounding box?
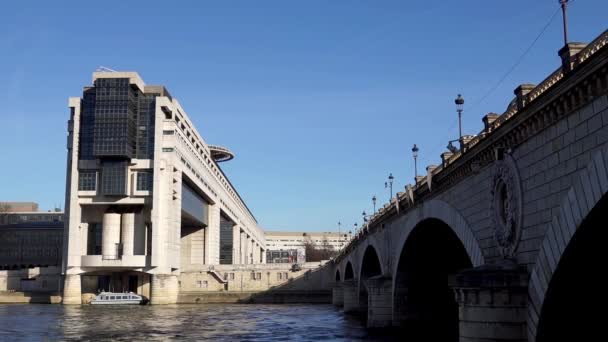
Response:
[0,304,395,341]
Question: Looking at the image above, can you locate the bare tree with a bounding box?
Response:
[303,235,338,262]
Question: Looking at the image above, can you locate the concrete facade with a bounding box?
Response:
[62,71,265,304]
[331,31,608,341]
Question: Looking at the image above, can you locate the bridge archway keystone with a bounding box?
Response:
[528,149,608,341]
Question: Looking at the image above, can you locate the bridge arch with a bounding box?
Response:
[529,150,608,341]
[392,217,472,339]
[392,199,484,273]
[389,199,481,340]
[357,245,383,319]
[344,261,354,280]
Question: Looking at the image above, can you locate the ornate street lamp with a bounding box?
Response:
[455,94,464,141]
[372,195,377,214]
[412,144,419,182]
[362,211,374,223]
[385,173,394,200]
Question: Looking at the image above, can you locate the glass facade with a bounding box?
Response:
[100,161,128,196]
[79,88,96,160]
[92,78,138,158]
[77,77,159,196]
[87,223,102,255]
[78,171,97,191]
[181,182,209,225]
[136,93,156,159]
[136,170,153,191]
[219,215,234,264]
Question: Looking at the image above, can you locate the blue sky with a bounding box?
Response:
[0,1,606,232]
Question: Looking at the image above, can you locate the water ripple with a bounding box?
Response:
[0,304,398,341]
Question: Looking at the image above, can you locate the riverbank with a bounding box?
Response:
[0,291,61,304]
[0,290,331,305]
[178,290,331,304]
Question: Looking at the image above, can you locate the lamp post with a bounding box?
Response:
[385,173,394,200]
[338,221,342,249]
[455,94,464,141]
[372,195,377,214]
[560,0,569,45]
[354,223,358,235]
[362,211,374,224]
[412,144,419,182]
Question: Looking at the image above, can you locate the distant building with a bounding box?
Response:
[0,207,64,269]
[266,249,305,264]
[264,231,352,252]
[0,211,64,225]
[0,202,39,213]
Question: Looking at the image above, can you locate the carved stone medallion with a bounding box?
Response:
[489,153,523,258]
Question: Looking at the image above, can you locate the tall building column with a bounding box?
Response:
[261,248,266,263]
[121,213,135,256]
[450,262,528,341]
[204,205,220,265]
[232,225,241,264]
[62,274,82,305]
[102,213,121,259]
[240,232,247,264]
[248,238,254,264]
[253,243,259,264]
[150,274,179,305]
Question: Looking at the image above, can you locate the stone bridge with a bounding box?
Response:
[331,30,608,341]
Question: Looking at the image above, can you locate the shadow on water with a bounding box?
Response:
[0,303,402,341]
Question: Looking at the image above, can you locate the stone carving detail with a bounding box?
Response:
[489,153,523,258]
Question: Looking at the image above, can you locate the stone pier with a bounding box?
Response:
[365,276,393,328]
[150,274,179,305]
[62,274,82,304]
[342,280,359,313]
[332,282,344,306]
[451,261,528,342]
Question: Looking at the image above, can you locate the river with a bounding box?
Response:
[0,304,396,341]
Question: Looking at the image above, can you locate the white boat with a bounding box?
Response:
[90,292,146,305]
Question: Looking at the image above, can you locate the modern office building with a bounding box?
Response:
[62,71,265,304]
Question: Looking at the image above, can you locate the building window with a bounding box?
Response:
[163,130,174,135]
[162,147,174,152]
[78,171,97,191]
[277,273,282,281]
[257,273,261,280]
[100,160,128,196]
[230,273,235,280]
[136,170,153,191]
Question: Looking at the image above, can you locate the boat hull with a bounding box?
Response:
[90,300,142,305]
